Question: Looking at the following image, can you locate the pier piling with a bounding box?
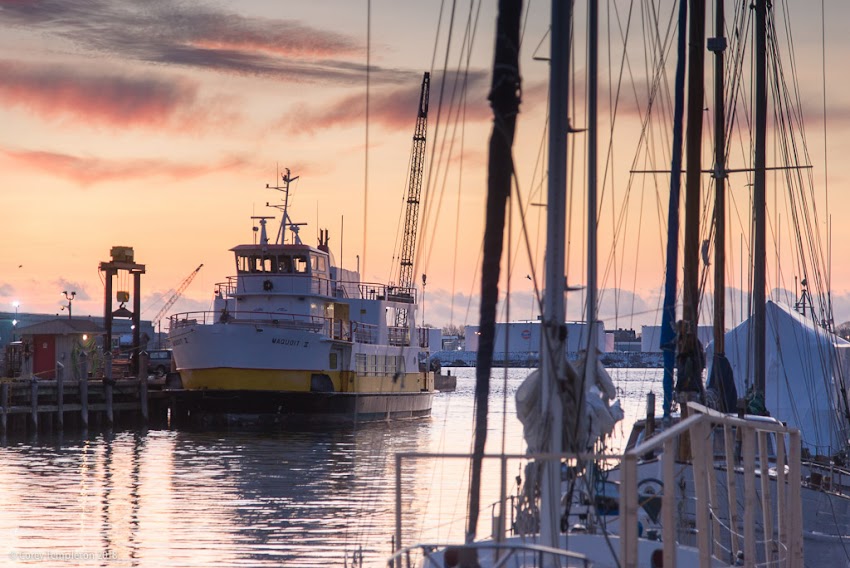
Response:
[104,355,114,427]
[30,377,38,431]
[1,383,7,433]
[56,363,65,431]
[139,352,149,423]
[80,353,89,429]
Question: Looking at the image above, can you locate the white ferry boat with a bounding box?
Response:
[168,170,433,422]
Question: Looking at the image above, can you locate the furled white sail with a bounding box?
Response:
[516,353,623,454]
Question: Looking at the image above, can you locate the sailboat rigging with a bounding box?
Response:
[389,1,806,566]
[618,0,850,564]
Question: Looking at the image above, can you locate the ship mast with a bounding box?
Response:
[266,168,304,245]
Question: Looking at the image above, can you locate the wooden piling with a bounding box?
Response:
[104,354,114,427]
[56,363,65,431]
[80,351,89,429]
[139,352,149,423]
[0,347,168,435]
[0,383,7,433]
[29,377,38,431]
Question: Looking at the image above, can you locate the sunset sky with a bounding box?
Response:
[2,0,850,334]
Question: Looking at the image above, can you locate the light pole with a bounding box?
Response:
[62,291,76,319]
[12,301,19,341]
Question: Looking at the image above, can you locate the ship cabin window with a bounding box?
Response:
[236,255,275,273]
[268,254,310,274]
[311,254,328,276]
[278,255,293,273]
[293,254,309,274]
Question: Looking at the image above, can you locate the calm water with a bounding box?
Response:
[0,368,662,567]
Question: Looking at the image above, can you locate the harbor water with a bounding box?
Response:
[0,367,662,567]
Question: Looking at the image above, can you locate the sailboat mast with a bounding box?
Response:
[682,0,706,329]
[586,0,598,372]
[466,0,522,543]
[660,0,689,417]
[539,0,572,551]
[754,0,767,396]
[711,0,726,352]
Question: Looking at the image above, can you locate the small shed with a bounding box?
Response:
[16,319,105,380]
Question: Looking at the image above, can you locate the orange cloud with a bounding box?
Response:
[187,24,359,60]
[1,149,247,187]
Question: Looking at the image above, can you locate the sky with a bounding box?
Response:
[2,0,850,335]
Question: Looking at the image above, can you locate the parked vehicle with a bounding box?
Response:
[146,349,173,376]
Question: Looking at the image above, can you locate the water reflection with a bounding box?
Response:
[0,367,661,566]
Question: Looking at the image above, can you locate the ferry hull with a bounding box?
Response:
[172,389,433,425]
[179,367,431,394]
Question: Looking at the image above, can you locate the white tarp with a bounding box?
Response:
[711,300,850,455]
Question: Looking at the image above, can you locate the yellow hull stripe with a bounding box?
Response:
[180,368,433,394]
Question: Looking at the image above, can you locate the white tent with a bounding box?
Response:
[710,301,850,455]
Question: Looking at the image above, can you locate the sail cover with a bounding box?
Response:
[711,300,850,455]
[516,354,623,453]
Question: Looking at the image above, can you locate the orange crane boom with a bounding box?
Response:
[152,263,203,329]
[395,72,430,328]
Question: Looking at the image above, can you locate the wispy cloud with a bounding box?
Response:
[0,0,411,84]
[0,60,210,129]
[281,71,492,135]
[1,148,247,186]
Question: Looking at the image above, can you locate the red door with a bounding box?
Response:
[33,334,56,379]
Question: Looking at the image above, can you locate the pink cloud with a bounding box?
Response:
[1,149,246,186]
[187,23,359,60]
[0,60,205,129]
[281,79,492,136]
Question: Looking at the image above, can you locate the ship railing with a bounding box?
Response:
[352,322,377,345]
[356,283,417,304]
[215,278,238,297]
[215,276,417,303]
[391,408,804,568]
[388,326,410,347]
[170,311,394,346]
[799,459,850,496]
[215,275,335,296]
[330,319,352,342]
[170,311,328,335]
[387,542,589,568]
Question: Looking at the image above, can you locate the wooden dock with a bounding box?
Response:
[0,352,169,435]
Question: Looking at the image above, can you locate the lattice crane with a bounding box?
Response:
[152,263,204,329]
[395,72,430,328]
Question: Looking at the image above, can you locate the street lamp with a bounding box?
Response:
[61,291,76,319]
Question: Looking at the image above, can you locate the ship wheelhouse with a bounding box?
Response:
[229,244,333,298]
